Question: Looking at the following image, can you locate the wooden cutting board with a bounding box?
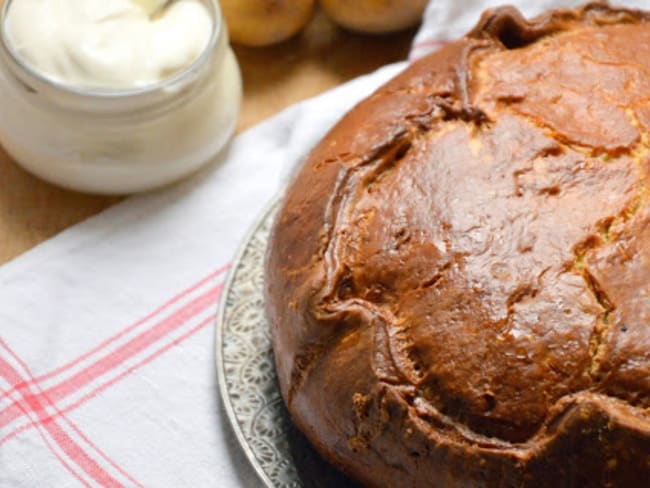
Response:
[0,9,414,264]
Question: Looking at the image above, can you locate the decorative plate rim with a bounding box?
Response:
[215,195,281,488]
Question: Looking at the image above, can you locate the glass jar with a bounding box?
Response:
[0,0,241,194]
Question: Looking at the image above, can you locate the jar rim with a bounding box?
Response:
[0,0,223,101]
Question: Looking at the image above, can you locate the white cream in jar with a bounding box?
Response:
[0,0,241,194]
[5,0,213,89]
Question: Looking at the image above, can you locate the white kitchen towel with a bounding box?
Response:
[0,1,644,486]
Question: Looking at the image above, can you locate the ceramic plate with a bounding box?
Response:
[215,199,358,488]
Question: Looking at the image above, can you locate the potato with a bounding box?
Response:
[220,0,316,47]
[319,0,427,34]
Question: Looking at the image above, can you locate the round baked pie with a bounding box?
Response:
[265,3,650,486]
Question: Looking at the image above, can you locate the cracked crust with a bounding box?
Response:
[265,3,650,486]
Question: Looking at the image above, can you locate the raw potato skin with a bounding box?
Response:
[220,0,315,46]
[319,0,428,34]
[266,3,650,487]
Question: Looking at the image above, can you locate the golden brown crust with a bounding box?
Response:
[265,3,650,486]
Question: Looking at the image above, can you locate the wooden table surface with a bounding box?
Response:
[0,9,415,264]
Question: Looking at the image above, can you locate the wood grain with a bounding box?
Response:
[0,8,414,264]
